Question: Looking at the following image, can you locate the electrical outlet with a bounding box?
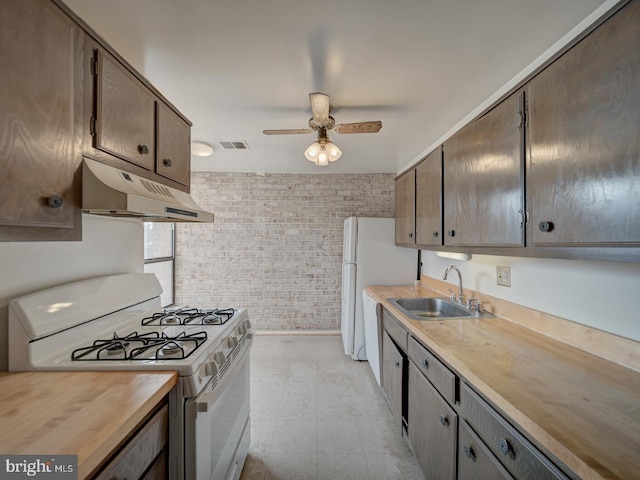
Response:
[497,266,511,287]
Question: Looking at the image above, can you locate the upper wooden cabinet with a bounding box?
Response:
[0,0,83,241]
[443,91,525,247]
[395,1,640,261]
[415,148,443,246]
[156,102,191,186]
[395,169,416,245]
[83,42,192,191]
[94,50,156,172]
[526,0,640,246]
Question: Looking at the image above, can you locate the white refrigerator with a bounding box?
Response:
[341,216,417,361]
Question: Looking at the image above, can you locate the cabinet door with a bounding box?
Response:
[395,169,416,245]
[461,383,569,480]
[527,0,640,246]
[458,421,514,480]
[0,0,83,241]
[156,102,191,187]
[408,361,457,480]
[95,404,168,479]
[443,92,524,247]
[95,50,155,171]
[382,330,403,423]
[415,148,443,246]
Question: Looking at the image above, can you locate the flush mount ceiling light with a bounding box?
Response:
[191,141,214,157]
[304,128,342,166]
[262,92,382,166]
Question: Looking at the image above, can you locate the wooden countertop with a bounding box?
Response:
[0,371,177,480]
[366,284,640,480]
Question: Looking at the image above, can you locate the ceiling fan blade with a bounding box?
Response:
[309,92,330,125]
[262,129,313,135]
[334,121,382,134]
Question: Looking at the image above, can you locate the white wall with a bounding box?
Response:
[0,215,143,370]
[400,0,623,174]
[421,251,640,342]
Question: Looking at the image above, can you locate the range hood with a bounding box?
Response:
[82,158,214,223]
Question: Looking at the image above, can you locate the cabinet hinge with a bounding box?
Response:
[519,209,530,229]
[90,57,97,76]
[89,116,96,136]
[518,109,527,129]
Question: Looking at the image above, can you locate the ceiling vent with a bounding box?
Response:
[220,141,250,150]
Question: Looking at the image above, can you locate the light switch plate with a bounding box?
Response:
[497,266,511,287]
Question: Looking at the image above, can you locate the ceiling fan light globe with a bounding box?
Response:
[304,141,322,162]
[326,142,342,162]
[316,149,329,166]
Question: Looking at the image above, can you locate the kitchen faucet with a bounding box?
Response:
[442,265,464,304]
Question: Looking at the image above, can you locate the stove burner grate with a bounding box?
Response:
[71,330,208,361]
[141,308,235,326]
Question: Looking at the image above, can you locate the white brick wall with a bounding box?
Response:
[175,172,395,330]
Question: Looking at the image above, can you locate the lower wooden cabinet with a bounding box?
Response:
[408,360,457,480]
[400,334,573,480]
[141,453,167,480]
[94,403,168,480]
[382,330,404,428]
[460,383,569,480]
[458,420,514,480]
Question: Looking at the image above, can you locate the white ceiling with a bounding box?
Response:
[62,0,609,174]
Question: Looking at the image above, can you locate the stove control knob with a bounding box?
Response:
[227,336,239,349]
[236,324,247,336]
[203,361,218,377]
[244,319,252,331]
[213,351,226,366]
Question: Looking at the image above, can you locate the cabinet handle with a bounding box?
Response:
[539,221,554,232]
[395,362,400,368]
[439,414,449,427]
[421,359,429,369]
[463,444,476,461]
[47,195,64,209]
[463,443,476,462]
[408,232,413,238]
[163,158,173,167]
[447,230,455,237]
[497,437,515,459]
[432,231,439,238]
[138,144,150,155]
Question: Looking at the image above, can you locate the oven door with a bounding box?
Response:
[185,335,252,480]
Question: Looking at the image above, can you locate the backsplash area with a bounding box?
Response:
[422,251,640,342]
[175,172,395,331]
[0,216,143,371]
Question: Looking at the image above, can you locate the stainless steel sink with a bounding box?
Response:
[387,297,494,321]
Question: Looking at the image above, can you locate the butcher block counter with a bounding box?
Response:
[366,283,640,480]
[0,371,177,479]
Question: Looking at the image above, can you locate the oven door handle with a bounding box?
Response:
[196,333,253,413]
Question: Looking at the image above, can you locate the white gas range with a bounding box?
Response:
[8,273,252,480]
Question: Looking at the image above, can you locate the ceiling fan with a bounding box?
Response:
[262,92,382,166]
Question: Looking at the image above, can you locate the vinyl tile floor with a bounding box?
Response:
[239,334,425,480]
